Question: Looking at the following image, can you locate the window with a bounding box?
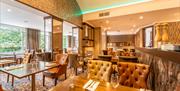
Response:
[39,32,45,49]
[144,26,153,47]
[0,24,26,52]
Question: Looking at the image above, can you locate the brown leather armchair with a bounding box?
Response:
[0,84,3,91]
[43,54,68,86]
[87,60,112,82]
[117,62,149,89]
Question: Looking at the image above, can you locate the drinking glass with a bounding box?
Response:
[69,68,75,88]
[111,74,119,88]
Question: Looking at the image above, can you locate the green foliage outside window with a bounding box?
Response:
[39,32,45,49]
[0,24,25,52]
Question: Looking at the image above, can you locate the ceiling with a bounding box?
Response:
[0,0,48,31]
[76,0,152,14]
[88,7,180,35]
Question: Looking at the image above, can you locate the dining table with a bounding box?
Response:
[0,60,17,67]
[0,61,59,91]
[119,56,138,63]
[49,76,151,91]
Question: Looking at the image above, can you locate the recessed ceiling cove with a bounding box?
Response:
[76,0,152,14]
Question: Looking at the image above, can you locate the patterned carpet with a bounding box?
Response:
[0,68,84,91]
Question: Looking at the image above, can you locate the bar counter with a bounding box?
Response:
[135,47,180,91]
[136,47,180,64]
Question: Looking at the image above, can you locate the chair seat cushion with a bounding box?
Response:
[43,68,59,77]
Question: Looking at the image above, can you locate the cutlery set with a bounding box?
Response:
[83,79,100,91]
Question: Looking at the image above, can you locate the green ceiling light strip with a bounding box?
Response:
[82,0,152,14]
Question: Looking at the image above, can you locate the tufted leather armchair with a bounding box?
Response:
[117,62,149,89]
[87,60,112,82]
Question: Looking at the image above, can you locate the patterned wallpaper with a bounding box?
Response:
[17,0,82,26]
[166,21,180,44]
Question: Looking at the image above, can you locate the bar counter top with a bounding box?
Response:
[136,47,180,64]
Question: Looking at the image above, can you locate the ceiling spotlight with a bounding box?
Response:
[133,25,136,28]
[106,20,109,24]
[107,27,111,30]
[7,9,12,12]
[57,27,60,30]
[139,16,144,19]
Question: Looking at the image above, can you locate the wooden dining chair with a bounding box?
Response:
[117,62,149,89]
[0,84,3,91]
[22,53,32,64]
[68,53,84,75]
[87,60,112,82]
[43,54,68,86]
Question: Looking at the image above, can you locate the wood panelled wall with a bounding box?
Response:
[135,29,143,47]
[17,0,82,26]
[107,35,135,43]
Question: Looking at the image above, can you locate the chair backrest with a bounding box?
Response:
[56,54,68,65]
[117,62,149,89]
[102,50,108,55]
[87,60,112,82]
[0,84,3,91]
[22,53,31,64]
[68,53,79,68]
[56,54,68,75]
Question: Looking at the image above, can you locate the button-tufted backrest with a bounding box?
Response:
[117,62,149,89]
[22,53,32,64]
[87,60,112,82]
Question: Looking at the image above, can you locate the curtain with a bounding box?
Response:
[26,28,40,50]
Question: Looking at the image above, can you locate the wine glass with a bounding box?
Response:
[111,74,119,88]
[69,68,75,88]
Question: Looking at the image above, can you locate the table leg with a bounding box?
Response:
[31,74,35,91]
[12,76,14,87]
[7,74,9,82]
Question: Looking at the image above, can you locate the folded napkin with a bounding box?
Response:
[86,81,100,91]
[83,79,93,89]
[83,80,100,91]
[45,63,57,67]
[5,65,23,71]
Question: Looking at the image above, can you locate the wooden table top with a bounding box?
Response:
[0,61,59,78]
[0,60,16,65]
[49,76,149,91]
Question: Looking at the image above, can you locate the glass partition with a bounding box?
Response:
[63,21,79,53]
[52,18,63,59]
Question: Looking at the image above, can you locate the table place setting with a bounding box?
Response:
[45,62,57,67]
[83,79,100,91]
[4,64,24,71]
